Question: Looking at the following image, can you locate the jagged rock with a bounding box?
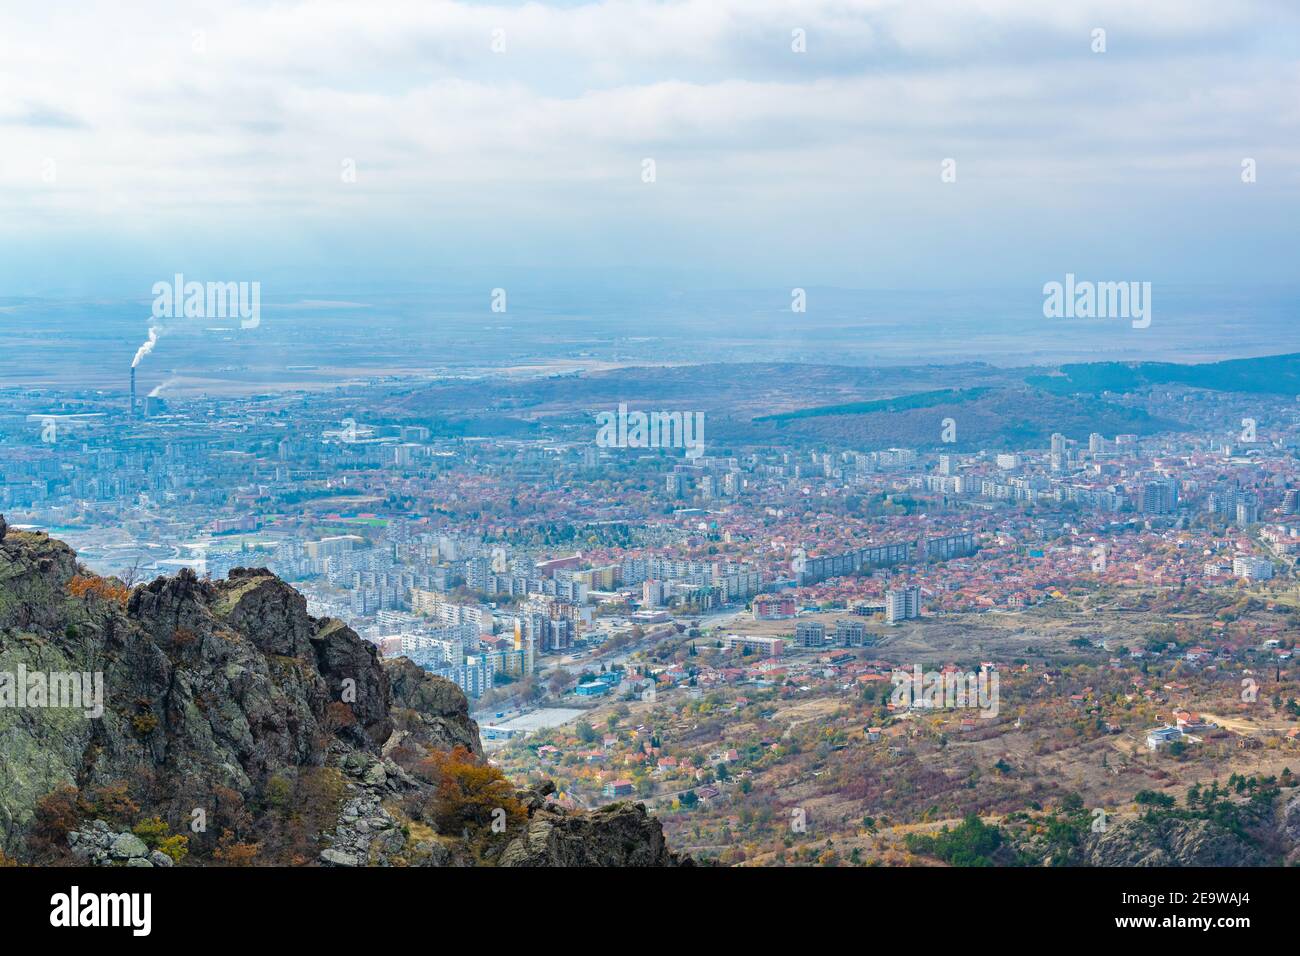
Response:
[310,615,392,746]
[342,752,377,778]
[342,752,366,772]
[0,523,685,868]
[110,832,150,859]
[66,824,179,867]
[384,657,482,756]
[516,779,558,815]
[320,848,359,867]
[1081,816,1266,867]
[0,528,464,859]
[499,802,686,867]
[1278,791,1300,865]
[411,841,453,867]
[1280,790,1300,840]
[381,758,418,792]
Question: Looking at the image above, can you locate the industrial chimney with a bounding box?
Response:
[130,366,137,418]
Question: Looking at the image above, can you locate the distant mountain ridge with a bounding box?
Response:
[731,385,1181,450]
[1028,352,1300,396]
[752,387,996,422]
[372,353,1300,451]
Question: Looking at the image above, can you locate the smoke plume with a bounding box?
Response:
[148,377,176,398]
[132,325,160,368]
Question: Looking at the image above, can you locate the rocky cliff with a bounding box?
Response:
[0,519,685,867]
[1079,816,1268,867]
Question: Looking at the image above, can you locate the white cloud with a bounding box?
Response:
[0,0,1296,289]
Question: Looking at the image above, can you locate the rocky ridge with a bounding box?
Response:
[0,519,684,867]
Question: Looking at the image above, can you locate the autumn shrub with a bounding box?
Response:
[131,816,170,847]
[157,834,190,864]
[325,701,358,733]
[212,829,262,866]
[131,816,191,864]
[28,781,150,861]
[67,574,129,607]
[30,785,82,853]
[419,745,527,843]
[131,712,160,737]
[263,774,294,812]
[251,767,348,865]
[81,782,139,825]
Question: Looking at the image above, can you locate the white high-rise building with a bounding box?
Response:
[1232,555,1273,581]
[885,585,921,625]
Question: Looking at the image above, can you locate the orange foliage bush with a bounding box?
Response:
[27,781,140,859]
[213,829,262,866]
[67,574,129,607]
[31,785,82,848]
[82,781,140,823]
[419,745,527,840]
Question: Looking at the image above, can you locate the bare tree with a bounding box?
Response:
[120,557,144,589]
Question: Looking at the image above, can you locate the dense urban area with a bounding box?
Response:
[5,355,1300,865]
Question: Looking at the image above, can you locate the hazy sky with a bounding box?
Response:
[2,0,1299,298]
